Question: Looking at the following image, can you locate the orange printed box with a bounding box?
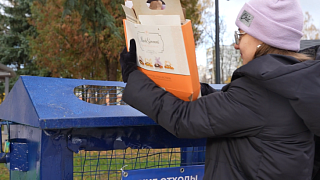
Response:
[122,0,200,101]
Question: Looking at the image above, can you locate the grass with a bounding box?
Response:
[73,148,181,180]
[0,141,9,180]
[0,163,9,180]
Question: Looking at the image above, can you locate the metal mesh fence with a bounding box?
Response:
[73,147,206,180]
[74,85,126,106]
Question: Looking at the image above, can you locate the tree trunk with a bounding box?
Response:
[106,58,118,105]
[108,59,118,81]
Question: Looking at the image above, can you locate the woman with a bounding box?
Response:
[120,0,320,179]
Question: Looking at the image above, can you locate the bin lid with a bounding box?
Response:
[0,76,154,129]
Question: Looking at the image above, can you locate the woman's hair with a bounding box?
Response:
[254,43,313,62]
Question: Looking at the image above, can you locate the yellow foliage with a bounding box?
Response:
[29,0,125,80]
[224,76,232,84]
[303,12,320,40]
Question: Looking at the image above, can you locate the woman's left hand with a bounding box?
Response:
[120,39,137,83]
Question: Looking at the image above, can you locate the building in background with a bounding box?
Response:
[205,45,241,84]
[197,65,206,83]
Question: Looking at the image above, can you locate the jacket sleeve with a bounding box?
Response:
[123,70,267,139]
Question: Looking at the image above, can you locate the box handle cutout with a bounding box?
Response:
[147,0,166,10]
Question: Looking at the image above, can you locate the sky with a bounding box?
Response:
[196,0,320,66]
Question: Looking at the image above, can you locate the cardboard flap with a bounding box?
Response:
[139,15,180,26]
[121,4,139,23]
[131,0,185,23]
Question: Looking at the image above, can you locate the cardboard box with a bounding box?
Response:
[122,0,200,101]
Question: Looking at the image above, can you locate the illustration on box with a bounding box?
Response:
[139,56,175,70]
[133,29,186,74]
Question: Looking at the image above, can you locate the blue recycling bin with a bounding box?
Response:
[0,76,223,180]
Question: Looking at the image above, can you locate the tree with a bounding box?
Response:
[29,0,124,80]
[30,0,204,81]
[62,0,123,81]
[0,0,35,70]
[29,0,205,105]
[0,0,49,99]
[302,11,320,40]
[180,0,204,47]
[29,0,126,105]
[62,0,120,37]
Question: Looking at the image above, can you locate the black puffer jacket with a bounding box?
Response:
[123,54,320,180]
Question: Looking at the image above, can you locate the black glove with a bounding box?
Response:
[200,82,216,96]
[120,39,137,83]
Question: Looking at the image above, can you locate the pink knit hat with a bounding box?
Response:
[235,0,304,52]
